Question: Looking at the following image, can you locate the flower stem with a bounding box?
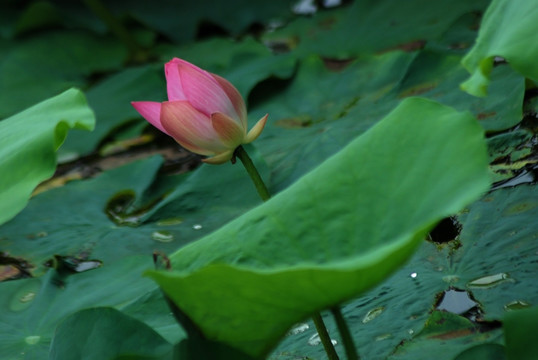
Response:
[235,145,340,359]
[313,313,340,360]
[234,146,271,202]
[331,307,359,360]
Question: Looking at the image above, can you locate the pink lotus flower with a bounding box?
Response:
[132,58,268,164]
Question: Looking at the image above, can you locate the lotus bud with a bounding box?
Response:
[132,58,267,164]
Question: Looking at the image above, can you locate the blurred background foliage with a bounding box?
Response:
[1,0,537,359]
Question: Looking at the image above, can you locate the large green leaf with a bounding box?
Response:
[1,2,535,359]
[454,344,506,360]
[0,157,177,359]
[272,183,538,359]
[0,149,267,275]
[0,257,164,360]
[49,307,173,360]
[251,51,523,193]
[0,151,269,357]
[0,88,95,226]
[504,306,538,360]
[146,97,490,358]
[50,306,259,360]
[461,0,538,96]
[250,53,416,191]
[397,51,525,133]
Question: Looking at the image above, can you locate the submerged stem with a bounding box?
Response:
[331,307,359,360]
[235,145,340,359]
[313,313,340,360]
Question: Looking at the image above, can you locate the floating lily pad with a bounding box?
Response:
[454,343,506,360]
[49,307,174,360]
[273,183,538,359]
[0,149,269,356]
[0,257,165,359]
[504,306,538,360]
[251,49,522,193]
[251,53,415,190]
[262,0,490,58]
[0,30,127,119]
[487,129,535,183]
[113,0,295,44]
[388,311,504,360]
[0,156,166,271]
[0,149,267,273]
[1,1,536,359]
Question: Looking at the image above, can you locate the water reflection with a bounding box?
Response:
[436,289,477,315]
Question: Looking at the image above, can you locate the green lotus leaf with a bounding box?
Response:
[49,307,173,360]
[461,0,538,96]
[273,184,538,359]
[504,306,538,360]
[390,312,504,360]
[0,88,95,225]
[146,97,491,358]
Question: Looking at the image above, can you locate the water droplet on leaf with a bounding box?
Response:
[48,255,102,274]
[151,231,174,243]
[20,292,35,303]
[504,300,531,311]
[9,280,40,311]
[287,323,310,335]
[73,261,102,272]
[467,273,512,288]
[26,231,48,239]
[24,336,40,345]
[105,190,157,226]
[157,217,183,226]
[362,306,384,323]
[375,333,392,341]
[105,191,140,226]
[308,333,337,346]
